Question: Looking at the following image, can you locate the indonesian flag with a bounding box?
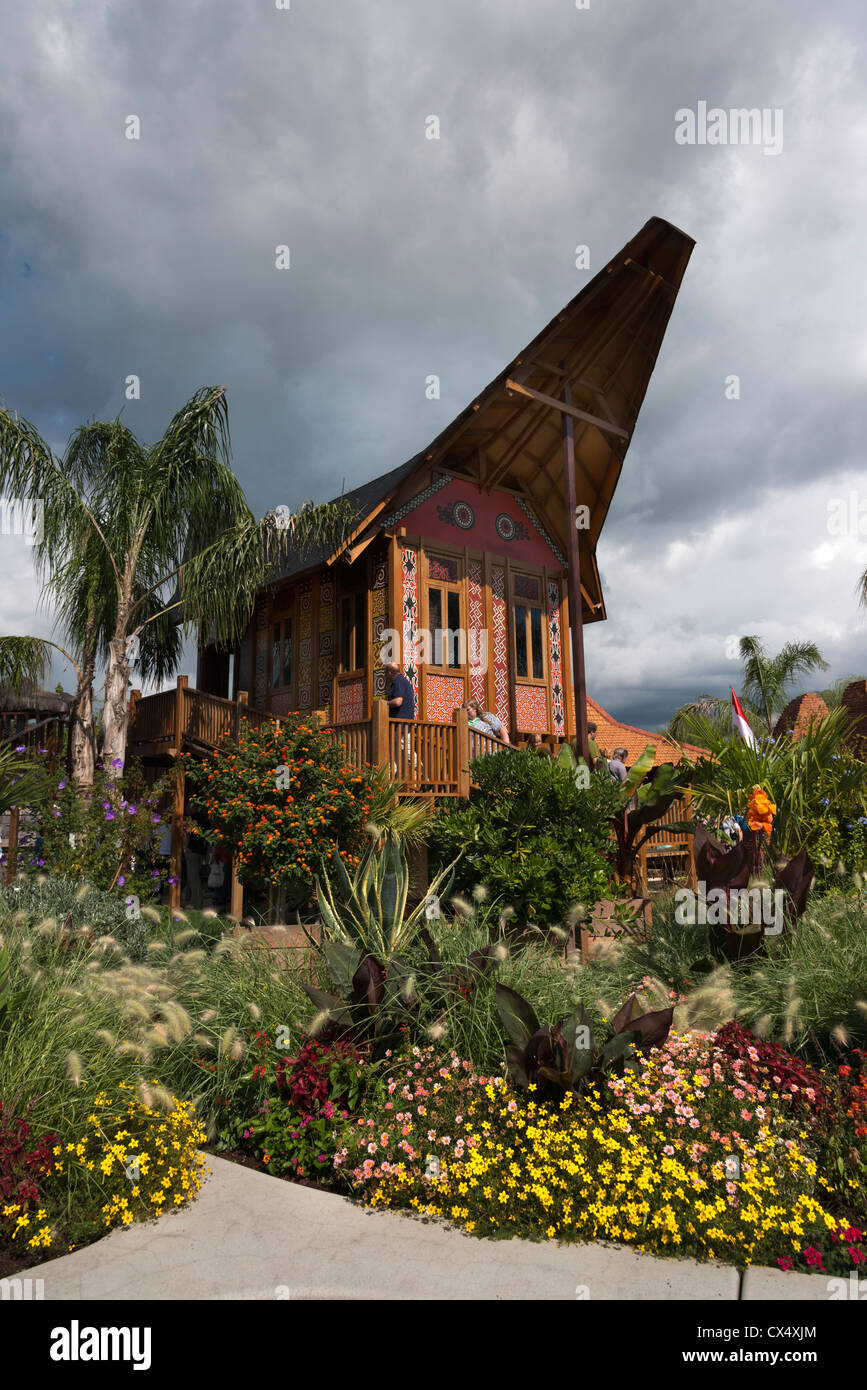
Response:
[731,689,755,748]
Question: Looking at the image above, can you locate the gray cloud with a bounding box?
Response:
[1,0,865,726]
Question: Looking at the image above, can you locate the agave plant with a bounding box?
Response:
[495,983,674,1103]
[314,829,458,968]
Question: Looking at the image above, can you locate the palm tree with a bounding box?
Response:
[738,635,829,733]
[0,387,356,776]
[817,674,867,710]
[667,695,738,742]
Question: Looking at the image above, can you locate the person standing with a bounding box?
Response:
[385,661,416,720]
[607,747,629,783]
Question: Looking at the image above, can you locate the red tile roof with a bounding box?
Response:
[586,696,707,767]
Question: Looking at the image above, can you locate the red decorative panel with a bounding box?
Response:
[391,478,564,569]
[401,545,419,708]
[467,559,486,708]
[516,685,549,732]
[428,554,459,582]
[491,566,509,737]
[337,677,365,723]
[425,674,465,724]
[547,579,565,736]
[514,573,541,601]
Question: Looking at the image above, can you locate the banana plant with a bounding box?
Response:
[607,747,693,887]
[314,830,458,968]
[495,982,674,1103]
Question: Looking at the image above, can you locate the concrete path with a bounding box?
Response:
[18,1156,831,1301]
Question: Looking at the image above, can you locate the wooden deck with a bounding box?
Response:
[127,677,511,797]
[125,678,694,913]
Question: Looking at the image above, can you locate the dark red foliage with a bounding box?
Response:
[0,1102,57,1212]
[274,1039,362,1113]
[713,1022,829,1110]
[833,1051,867,1138]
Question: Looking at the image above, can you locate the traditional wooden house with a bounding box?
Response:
[128,217,695,910]
[196,218,695,750]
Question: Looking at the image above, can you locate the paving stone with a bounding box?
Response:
[20,1155,740,1301]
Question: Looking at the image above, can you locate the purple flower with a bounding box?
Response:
[15,745,25,753]
[112,758,124,770]
[127,804,138,815]
[117,875,126,887]
[105,810,116,822]
[151,869,161,879]
[152,814,161,824]
[101,801,111,810]
[167,875,178,886]
[38,748,47,754]
[58,781,67,790]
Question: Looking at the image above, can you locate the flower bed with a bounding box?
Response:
[333,1034,866,1273]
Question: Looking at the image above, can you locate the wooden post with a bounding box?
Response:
[169,770,184,910]
[229,689,249,917]
[234,689,248,740]
[562,383,589,762]
[454,705,470,799]
[5,805,19,886]
[174,675,188,754]
[371,696,389,770]
[230,860,244,920]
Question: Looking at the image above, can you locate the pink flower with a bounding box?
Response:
[803,1248,824,1269]
[777,1257,794,1271]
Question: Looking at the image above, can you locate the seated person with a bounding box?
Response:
[526,732,553,756]
[461,699,509,743]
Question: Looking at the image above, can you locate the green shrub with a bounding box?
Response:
[429,751,620,927]
[183,715,376,910]
[0,873,149,960]
[24,759,173,901]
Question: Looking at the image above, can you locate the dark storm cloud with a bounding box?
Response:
[1,0,864,718]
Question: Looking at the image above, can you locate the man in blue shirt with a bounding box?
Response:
[385,661,416,720]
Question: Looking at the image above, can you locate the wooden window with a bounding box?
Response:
[271,616,294,690]
[426,552,464,671]
[338,591,367,674]
[511,572,546,684]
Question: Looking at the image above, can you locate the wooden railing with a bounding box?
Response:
[635,794,695,892]
[129,680,514,797]
[469,726,510,762]
[389,719,459,795]
[331,719,372,767]
[128,688,178,746]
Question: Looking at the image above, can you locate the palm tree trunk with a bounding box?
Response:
[101,634,131,773]
[69,644,96,785]
[102,584,133,773]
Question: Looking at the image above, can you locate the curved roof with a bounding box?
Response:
[272,216,695,619]
[587,695,706,766]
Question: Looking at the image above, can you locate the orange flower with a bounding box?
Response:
[747,785,776,835]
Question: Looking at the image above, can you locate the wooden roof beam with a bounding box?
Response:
[504,379,630,440]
